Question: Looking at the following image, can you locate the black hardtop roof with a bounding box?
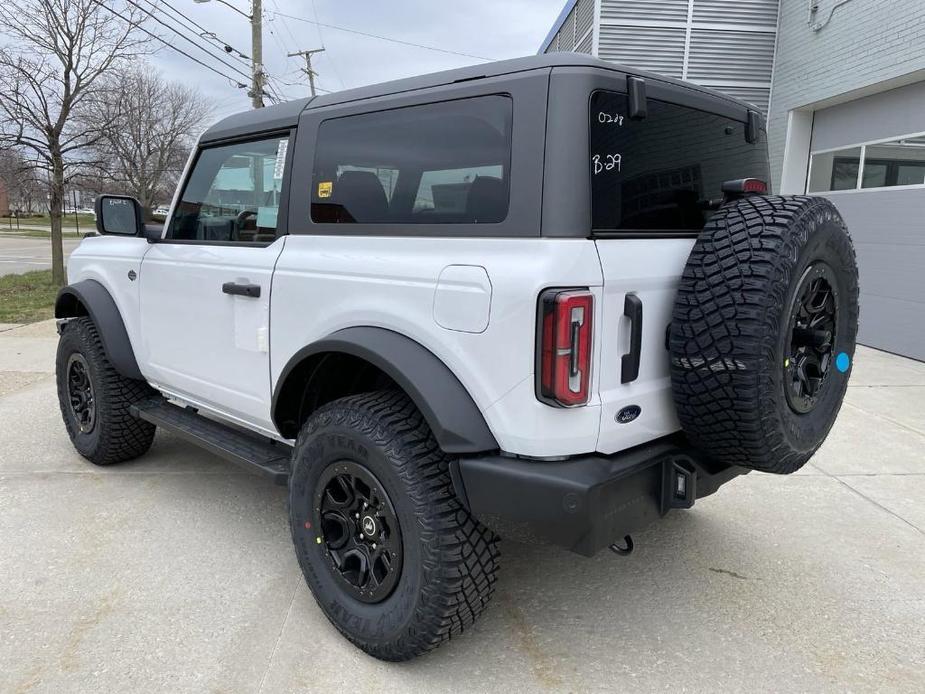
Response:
[200,53,758,143]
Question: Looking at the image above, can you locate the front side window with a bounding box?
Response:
[310,95,512,225]
[169,135,289,242]
[590,90,770,231]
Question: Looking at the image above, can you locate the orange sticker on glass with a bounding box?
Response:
[318,181,333,198]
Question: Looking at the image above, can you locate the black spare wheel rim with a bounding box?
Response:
[313,460,403,604]
[784,263,839,414]
[67,353,96,434]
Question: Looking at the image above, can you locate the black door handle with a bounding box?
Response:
[222,282,261,298]
[621,293,643,384]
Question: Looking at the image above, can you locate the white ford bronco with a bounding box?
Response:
[56,54,859,661]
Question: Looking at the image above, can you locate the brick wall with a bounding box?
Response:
[768,0,925,186]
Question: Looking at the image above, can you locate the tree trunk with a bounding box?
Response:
[49,152,66,286]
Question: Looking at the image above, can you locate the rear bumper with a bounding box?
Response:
[451,436,746,557]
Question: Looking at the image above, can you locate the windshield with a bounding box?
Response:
[590,90,770,232]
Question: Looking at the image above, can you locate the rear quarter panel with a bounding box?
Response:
[270,236,605,456]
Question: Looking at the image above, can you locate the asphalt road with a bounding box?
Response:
[0,235,82,276]
[0,321,923,693]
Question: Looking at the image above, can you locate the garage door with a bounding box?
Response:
[806,80,925,361]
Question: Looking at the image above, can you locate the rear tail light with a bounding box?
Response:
[536,289,593,407]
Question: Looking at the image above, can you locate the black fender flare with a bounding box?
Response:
[272,327,499,455]
[55,279,143,381]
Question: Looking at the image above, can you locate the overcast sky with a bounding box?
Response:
[144,0,565,121]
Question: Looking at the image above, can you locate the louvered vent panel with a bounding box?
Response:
[561,7,577,50]
[576,0,594,39]
[693,0,779,28]
[576,31,593,54]
[709,85,769,114]
[600,0,690,25]
[686,29,775,82]
[598,25,687,77]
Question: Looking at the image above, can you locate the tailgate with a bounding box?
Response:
[594,239,693,454]
[588,87,769,455]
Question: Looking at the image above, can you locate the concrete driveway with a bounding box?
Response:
[1,321,923,693]
[0,235,82,277]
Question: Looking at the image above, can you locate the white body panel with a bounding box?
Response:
[137,238,286,433]
[65,235,151,353]
[270,235,606,457]
[593,239,694,454]
[67,232,690,458]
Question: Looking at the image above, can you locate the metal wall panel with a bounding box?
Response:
[576,30,593,55]
[693,0,780,27]
[576,0,594,40]
[712,85,769,113]
[598,25,688,77]
[687,29,776,83]
[600,0,690,24]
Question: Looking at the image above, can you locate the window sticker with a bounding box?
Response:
[273,139,289,180]
[317,181,333,198]
[256,206,278,228]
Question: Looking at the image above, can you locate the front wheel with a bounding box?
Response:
[288,390,499,661]
[56,317,156,465]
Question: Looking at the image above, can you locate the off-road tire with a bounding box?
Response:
[56,317,156,465]
[669,195,859,474]
[288,390,499,661]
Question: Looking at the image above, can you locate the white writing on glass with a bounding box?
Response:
[592,153,622,175]
[598,112,624,125]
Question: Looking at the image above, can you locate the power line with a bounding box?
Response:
[143,0,251,62]
[120,0,252,82]
[266,10,496,62]
[88,1,248,88]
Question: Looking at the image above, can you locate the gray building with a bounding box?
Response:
[542,0,925,360]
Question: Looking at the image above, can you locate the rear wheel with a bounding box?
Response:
[288,390,499,661]
[669,195,859,474]
[56,317,156,465]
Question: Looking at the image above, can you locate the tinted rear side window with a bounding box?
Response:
[590,90,769,232]
[311,95,512,225]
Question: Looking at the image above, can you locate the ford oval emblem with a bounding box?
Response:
[616,405,641,424]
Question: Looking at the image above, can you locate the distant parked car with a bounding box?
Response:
[151,206,170,219]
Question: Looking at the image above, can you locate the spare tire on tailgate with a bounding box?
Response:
[669,195,859,474]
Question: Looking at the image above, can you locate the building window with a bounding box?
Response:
[808,134,925,192]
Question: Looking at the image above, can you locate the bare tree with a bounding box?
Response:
[0,0,145,285]
[87,65,212,218]
[0,149,46,214]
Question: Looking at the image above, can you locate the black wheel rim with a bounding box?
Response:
[67,353,96,434]
[784,263,839,414]
[313,461,403,604]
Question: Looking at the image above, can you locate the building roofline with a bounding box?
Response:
[538,0,579,54]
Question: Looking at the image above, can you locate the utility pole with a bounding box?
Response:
[251,0,264,108]
[288,48,325,97]
[194,0,264,108]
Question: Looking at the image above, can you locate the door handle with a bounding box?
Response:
[222,281,261,298]
[621,293,643,384]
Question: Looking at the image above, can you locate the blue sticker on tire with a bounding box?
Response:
[835,352,850,373]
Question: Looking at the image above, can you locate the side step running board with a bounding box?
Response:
[131,398,291,485]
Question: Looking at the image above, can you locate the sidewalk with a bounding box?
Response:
[1,321,923,693]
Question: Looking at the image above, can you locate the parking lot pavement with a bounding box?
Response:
[0,235,82,276]
[0,323,922,694]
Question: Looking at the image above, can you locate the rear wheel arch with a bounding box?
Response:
[55,280,143,381]
[272,327,498,454]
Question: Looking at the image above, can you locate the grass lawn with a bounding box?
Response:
[7,213,96,227]
[0,270,59,324]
